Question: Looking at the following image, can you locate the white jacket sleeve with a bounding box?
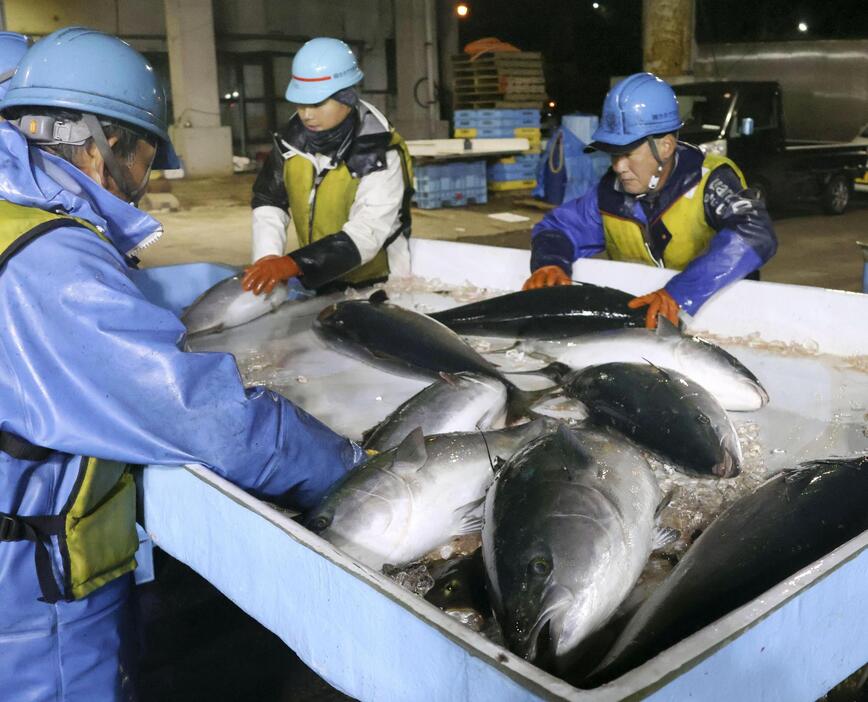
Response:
[252,205,291,262]
[340,149,406,264]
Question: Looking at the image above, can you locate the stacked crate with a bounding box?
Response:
[411,160,487,210]
[453,108,542,191]
[486,153,540,191]
[451,52,546,109]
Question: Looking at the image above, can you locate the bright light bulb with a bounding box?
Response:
[592,2,600,8]
[798,21,808,32]
[456,3,469,17]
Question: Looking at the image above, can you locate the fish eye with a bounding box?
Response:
[529,557,551,576]
[309,515,332,532]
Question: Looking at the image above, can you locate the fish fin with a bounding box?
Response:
[359,423,377,447]
[553,423,592,462]
[654,489,676,519]
[483,340,521,355]
[455,501,485,534]
[655,316,682,338]
[641,357,671,380]
[392,427,428,473]
[505,385,558,425]
[439,372,460,386]
[368,289,389,304]
[652,527,679,551]
[491,455,509,477]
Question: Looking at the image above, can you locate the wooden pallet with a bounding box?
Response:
[452,51,543,67]
[451,53,544,78]
[454,76,545,91]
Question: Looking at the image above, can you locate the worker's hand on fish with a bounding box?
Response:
[242,254,301,295]
[628,288,680,329]
[521,265,572,290]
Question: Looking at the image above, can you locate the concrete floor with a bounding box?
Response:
[135,175,867,702]
[139,173,868,294]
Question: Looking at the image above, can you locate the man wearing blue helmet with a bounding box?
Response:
[524,72,777,329]
[242,37,413,296]
[0,28,363,701]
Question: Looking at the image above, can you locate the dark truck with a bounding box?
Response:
[673,81,868,214]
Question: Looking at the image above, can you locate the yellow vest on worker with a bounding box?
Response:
[283,131,413,286]
[600,153,747,269]
[0,200,139,601]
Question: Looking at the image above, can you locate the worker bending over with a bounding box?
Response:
[0,28,363,701]
[243,37,413,296]
[524,72,777,328]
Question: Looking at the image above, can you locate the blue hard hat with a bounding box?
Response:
[0,32,29,100]
[285,37,364,105]
[1,27,179,169]
[588,72,683,152]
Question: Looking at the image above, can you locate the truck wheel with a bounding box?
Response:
[821,174,850,215]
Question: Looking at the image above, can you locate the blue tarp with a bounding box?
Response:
[532,127,609,205]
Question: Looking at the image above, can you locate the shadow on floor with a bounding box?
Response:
[136,549,355,702]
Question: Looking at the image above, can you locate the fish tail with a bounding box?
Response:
[505,385,557,424]
[506,361,572,384]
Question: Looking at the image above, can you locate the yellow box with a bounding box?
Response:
[453,128,477,137]
[488,179,537,191]
[513,127,541,139]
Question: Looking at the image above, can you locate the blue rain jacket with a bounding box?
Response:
[530,143,778,315]
[0,121,362,701]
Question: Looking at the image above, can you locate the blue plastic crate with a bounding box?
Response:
[488,164,538,181]
[453,108,541,129]
[413,160,487,195]
[412,186,488,209]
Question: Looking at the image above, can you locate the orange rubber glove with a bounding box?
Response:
[627,288,680,329]
[522,265,572,290]
[242,255,301,296]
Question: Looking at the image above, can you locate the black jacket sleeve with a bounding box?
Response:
[251,143,289,211]
[289,231,363,290]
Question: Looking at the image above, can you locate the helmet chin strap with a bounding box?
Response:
[82,113,151,205]
[645,136,667,191]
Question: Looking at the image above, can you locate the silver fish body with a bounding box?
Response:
[181,273,287,336]
[483,424,661,674]
[306,420,556,571]
[363,373,508,452]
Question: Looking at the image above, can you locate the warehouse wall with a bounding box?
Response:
[1,0,402,160]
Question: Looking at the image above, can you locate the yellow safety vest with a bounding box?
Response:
[284,131,413,286]
[0,200,138,601]
[600,153,747,269]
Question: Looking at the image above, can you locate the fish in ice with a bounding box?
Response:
[363,372,508,452]
[588,454,868,685]
[314,291,568,420]
[428,284,647,339]
[181,273,287,336]
[531,317,768,411]
[560,362,743,478]
[305,419,557,571]
[483,424,665,674]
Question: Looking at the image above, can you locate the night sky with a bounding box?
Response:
[455,0,868,115]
